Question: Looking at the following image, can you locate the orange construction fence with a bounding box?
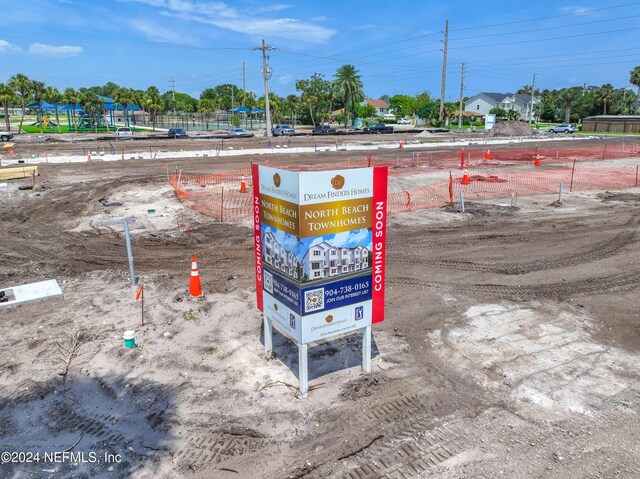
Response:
[169,147,640,222]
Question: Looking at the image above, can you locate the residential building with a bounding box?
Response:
[465,92,540,121]
[301,241,369,281]
[263,231,300,281]
[360,99,391,116]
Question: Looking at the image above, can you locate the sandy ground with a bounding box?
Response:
[1,133,640,479]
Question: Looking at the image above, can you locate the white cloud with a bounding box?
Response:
[559,6,597,16]
[0,40,20,53]
[257,4,292,13]
[330,229,370,249]
[29,43,83,57]
[272,228,298,252]
[129,19,198,44]
[278,74,292,85]
[121,0,336,43]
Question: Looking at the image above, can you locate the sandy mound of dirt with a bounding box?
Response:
[486,120,534,137]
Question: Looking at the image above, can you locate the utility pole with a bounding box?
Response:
[439,20,449,123]
[458,63,464,128]
[529,73,536,124]
[169,76,176,114]
[252,39,277,137]
[242,62,246,106]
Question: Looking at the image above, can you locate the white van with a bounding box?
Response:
[116,127,133,139]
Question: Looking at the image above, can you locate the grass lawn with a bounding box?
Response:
[20,125,112,134]
[18,125,145,134]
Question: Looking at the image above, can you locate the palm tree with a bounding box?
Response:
[198,98,216,130]
[0,83,16,131]
[505,109,519,121]
[283,94,300,125]
[595,84,616,115]
[142,86,164,131]
[63,87,80,132]
[259,93,282,124]
[45,86,63,133]
[334,64,364,127]
[80,92,103,132]
[558,88,580,123]
[8,74,31,133]
[31,80,46,133]
[630,66,640,97]
[245,92,256,130]
[114,87,135,127]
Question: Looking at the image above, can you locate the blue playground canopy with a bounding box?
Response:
[59,104,84,112]
[27,101,56,112]
[97,95,141,111]
[230,106,265,113]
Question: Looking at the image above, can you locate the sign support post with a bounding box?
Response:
[298,343,309,398]
[263,315,273,359]
[362,326,371,373]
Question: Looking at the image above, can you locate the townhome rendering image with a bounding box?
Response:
[301,241,369,281]
[263,230,300,281]
[262,228,371,284]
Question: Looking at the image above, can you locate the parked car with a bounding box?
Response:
[397,118,411,125]
[363,123,394,134]
[272,124,296,136]
[548,124,575,134]
[311,125,336,135]
[167,128,188,138]
[0,130,13,142]
[227,128,253,137]
[116,127,133,139]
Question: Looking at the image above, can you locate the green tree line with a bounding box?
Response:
[1,65,638,132]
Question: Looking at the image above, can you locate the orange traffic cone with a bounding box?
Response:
[534,154,541,166]
[399,141,404,149]
[484,149,491,161]
[460,149,466,169]
[461,169,470,185]
[87,152,91,161]
[240,175,247,193]
[190,256,203,297]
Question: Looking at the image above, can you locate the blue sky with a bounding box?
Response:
[1,0,639,101]
[263,225,371,260]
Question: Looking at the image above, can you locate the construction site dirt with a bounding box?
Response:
[1,133,640,479]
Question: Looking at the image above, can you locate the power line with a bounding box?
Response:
[450,1,640,31]
[452,13,640,42]
[450,26,640,50]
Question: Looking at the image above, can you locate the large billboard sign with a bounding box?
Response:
[252,165,388,344]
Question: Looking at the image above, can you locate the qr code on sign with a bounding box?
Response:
[304,288,324,313]
[263,271,273,294]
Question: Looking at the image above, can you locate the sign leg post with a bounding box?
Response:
[362,326,372,373]
[263,315,273,359]
[298,342,309,398]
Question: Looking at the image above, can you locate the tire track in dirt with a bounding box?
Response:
[388,215,638,275]
[337,420,478,479]
[283,381,471,479]
[388,272,640,300]
[173,424,270,469]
